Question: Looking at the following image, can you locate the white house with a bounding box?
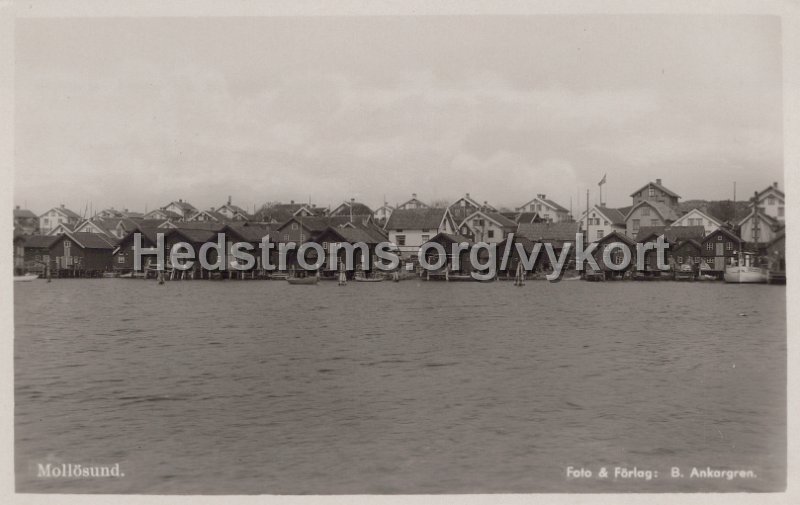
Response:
[577,205,627,242]
[670,208,722,235]
[396,193,429,210]
[385,207,457,258]
[738,209,783,244]
[458,210,516,244]
[39,205,82,235]
[624,200,681,238]
[162,199,197,219]
[515,194,570,223]
[214,197,251,221]
[750,183,785,223]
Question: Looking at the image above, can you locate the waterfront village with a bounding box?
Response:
[12,178,786,284]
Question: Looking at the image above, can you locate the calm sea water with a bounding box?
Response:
[14,278,785,494]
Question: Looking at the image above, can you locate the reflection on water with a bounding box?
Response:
[15,279,786,493]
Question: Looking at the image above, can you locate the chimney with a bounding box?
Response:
[179,198,183,203]
[656,178,662,185]
[228,195,232,205]
[290,200,295,204]
[537,194,545,199]
[774,181,778,189]
[60,204,65,208]
[412,193,417,199]
[466,192,470,199]
[15,205,19,210]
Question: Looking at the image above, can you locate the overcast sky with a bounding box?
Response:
[14,15,782,216]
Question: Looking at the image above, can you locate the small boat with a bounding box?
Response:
[14,273,39,282]
[674,264,694,281]
[287,275,319,285]
[102,272,120,278]
[724,252,767,284]
[270,272,289,280]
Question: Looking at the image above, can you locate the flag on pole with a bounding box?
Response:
[598,173,607,186]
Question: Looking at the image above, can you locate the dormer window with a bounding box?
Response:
[648,188,655,197]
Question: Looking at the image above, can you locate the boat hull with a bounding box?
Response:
[724,266,767,284]
[14,274,39,282]
[286,277,319,285]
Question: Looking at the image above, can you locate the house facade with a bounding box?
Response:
[751,182,785,223]
[396,194,428,210]
[670,208,722,235]
[515,194,570,223]
[39,205,82,235]
[373,204,394,227]
[384,208,457,259]
[49,232,116,275]
[458,210,516,244]
[738,209,782,245]
[162,199,197,219]
[577,206,627,242]
[700,228,743,274]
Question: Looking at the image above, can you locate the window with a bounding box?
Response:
[64,240,71,249]
[322,241,328,250]
[291,223,298,230]
[632,219,640,231]
[596,230,604,239]
[706,242,713,251]
[604,220,609,226]
[396,235,406,246]
[421,234,430,242]
[299,233,306,242]
[487,230,495,239]
[767,196,775,205]
[678,256,684,264]
[726,242,732,251]
[117,255,125,264]
[283,234,289,241]
[651,219,659,226]
[649,188,655,197]
[642,207,650,216]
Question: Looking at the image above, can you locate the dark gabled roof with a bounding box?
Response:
[22,234,59,248]
[168,227,220,243]
[596,230,637,246]
[516,222,581,241]
[755,184,784,201]
[737,208,781,228]
[541,198,569,213]
[225,222,276,242]
[14,208,37,219]
[61,232,117,249]
[629,180,681,199]
[513,212,540,224]
[385,208,447,230]
[165,200,197,212]
[485,211,517,229]
[425,232,473,245]
[337,226,384,244]
[636,225,705,243]
[134,218,170,229]
[596,206,627,226]
[701,227,743,244]
[329,201,374,217]
[673,238,703,252]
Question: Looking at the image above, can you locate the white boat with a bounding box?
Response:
[724,252,767,284]
[14,274,39,282]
